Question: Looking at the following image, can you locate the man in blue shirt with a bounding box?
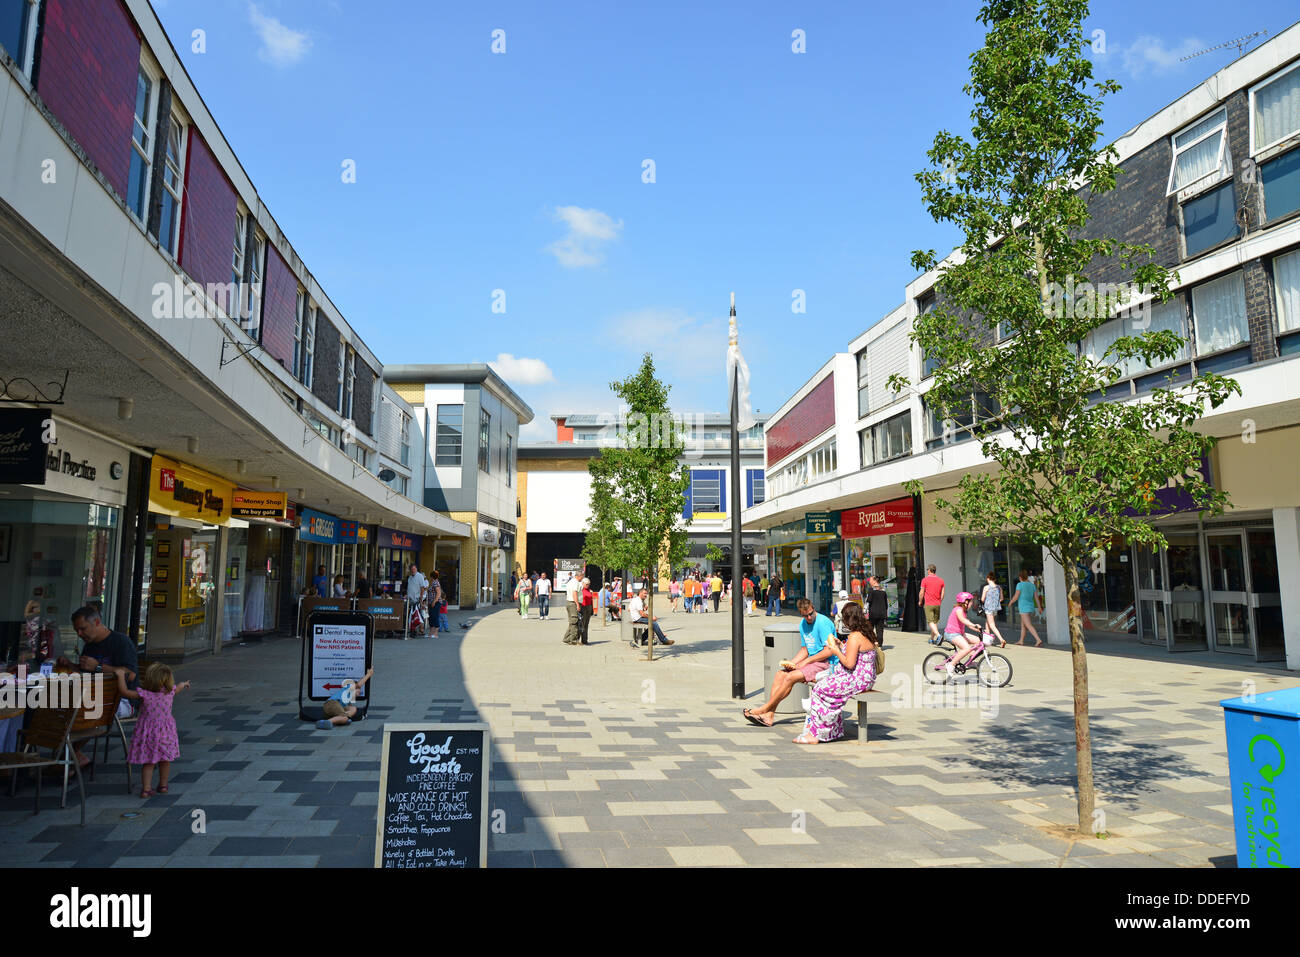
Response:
[743,598,835,727]
[312,565,329,598]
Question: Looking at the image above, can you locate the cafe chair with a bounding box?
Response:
[2,706,86,825]
[70,680,132,796]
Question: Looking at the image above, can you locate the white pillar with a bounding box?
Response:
[1273,507,1300,671]
[1042,547,1069,646]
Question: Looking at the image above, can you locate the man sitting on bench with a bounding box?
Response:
[744,597,835,727]
[628,588,674,647]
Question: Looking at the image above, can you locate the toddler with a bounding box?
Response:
[117,662,190,797]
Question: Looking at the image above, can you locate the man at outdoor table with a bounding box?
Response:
[55,605,138,765]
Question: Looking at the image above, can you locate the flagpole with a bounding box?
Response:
[730,293,745,699]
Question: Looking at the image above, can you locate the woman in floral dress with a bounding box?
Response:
[117,662,190,797]
[795,603,882,744]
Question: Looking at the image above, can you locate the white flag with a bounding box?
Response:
[726,296,755,432]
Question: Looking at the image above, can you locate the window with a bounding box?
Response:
[231,209,247,318]
[918,295,940,377]
[750,470,765,506]
[861,411,913,467]
[1252,61,1300,154]
[341,348,355,419]
[1260,147,1300,222]
[244,234,265,339]
[1182,182,1239,257]
[856,348,870,417]
[127,67,157,223]
[478,408,491,473]
[1080,298,1189,379]
[1167,109,1229,196]
[399,412,411,467]
[925,388,999,449]
[1275,248,1300,333]
[435,405,463,466]
[505,434,513,487]
[294,298,315,387]
[691,471,722,512]
[156,115,186,254]
[0,0,40,77]
[1191,271,1249,355]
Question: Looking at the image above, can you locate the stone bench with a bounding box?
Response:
[846,689,886,743]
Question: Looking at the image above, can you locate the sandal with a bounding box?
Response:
[743,709,764,727]
[157,784,169,794]
[793,733,819,745]
[140,789,153,798]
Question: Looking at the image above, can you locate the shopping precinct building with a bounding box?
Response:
[0,0,473,660]
[743,25,1300,670]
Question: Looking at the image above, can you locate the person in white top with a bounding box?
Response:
[628,588,673,647]
[534,574,551,620]
[406,563,427,635]
[562,573,583,645]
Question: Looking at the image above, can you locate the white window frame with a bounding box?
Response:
[336,347,346,413]
[435,405,464,466]
[343,348,356,419]
[231,207,248,318]
[3,0,41,78]
[1249,59,1300,156]
[301,303,316,388]
[399,412,411,467]
[1166,108,1229,198]
[128,62,160,225]
[157,107,188,255]
[244,233,265,340]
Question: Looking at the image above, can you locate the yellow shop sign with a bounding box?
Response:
[149,455,233,525]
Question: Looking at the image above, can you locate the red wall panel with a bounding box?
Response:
[261,244,297,369]
[37,0,141,201]
[178,128,237,289]
[766,373,835,466]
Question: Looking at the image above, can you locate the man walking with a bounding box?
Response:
[766,573,783,616]
[866,575,888,647]
[562,571,583,645]
[710,571,724,613]
[919,563,946,643]
[535,573,551,620]
[406,563,428,635]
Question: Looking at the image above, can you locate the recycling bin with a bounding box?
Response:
[764,621,807,714]
[1220,685,1300,869]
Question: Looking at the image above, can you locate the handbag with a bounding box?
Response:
[779,588,786,601]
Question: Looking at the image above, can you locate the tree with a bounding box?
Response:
[581,484,623,620]
[586,354,692,659]
[893,0,1240,833]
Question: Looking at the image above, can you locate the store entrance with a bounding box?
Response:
[1206,529,1283,661]
[1135,533,1207,652]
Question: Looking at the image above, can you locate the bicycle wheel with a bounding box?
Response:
[977,652,1013,688]
[923,651,952,684]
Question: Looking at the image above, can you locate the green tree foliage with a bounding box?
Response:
[893,0,1241,831]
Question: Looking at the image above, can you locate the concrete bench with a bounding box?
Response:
[630,624,649,646]
[846,689,886,743]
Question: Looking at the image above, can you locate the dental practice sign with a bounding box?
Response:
[374,723,491,868]
[1221,686,1300,868]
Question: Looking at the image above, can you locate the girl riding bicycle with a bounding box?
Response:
[941,592,985,679]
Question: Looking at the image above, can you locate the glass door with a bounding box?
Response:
[1206,532,1251,654]
[1134,545,1170,647]
[1165,532,1207,650]
[1248,530,1283,662]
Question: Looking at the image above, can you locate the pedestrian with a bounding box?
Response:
[628,587,674,646]
[116,663,190,798]
[866,575,888,647]
[562,570,583,644]
[535,573,551,620]
[428,571,447,637]
[332,574,347,598]
[766,573,783,616]
[742,574,755,616]
[579,577,595,644]
[832,589,859,637]
[980,571,1007,647]
[683,574,695,613]
[795,604,883,745]
[515,574,532,619]
[669,575,680,612]
[354,574,373,599]
[919,563,946,643]
[1013,569,1043,646]
[406,563,428,635]
[313,564,329,598]
[710,571,724,613]
[744,598,834,726]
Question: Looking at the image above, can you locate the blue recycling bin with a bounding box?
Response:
[1220,686,1300,869]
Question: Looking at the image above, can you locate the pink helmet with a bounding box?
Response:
[956,591,975,604]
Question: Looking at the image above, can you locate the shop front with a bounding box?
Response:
[764,518,839,615]
[375,526,422,595]
[958,535,1044,631]
[295,507,349,597]
[841,496,919,626]
[222,489,289,643]
[475,523,506,606]
[0,411,131,661]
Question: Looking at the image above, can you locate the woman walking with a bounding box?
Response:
[516,574,532,619]
[795,604,882,744]
[980,571,1007,647]
[1013,569,1042,646]
[669,575,681,613]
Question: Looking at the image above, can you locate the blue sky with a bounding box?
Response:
[152,0,1299,440]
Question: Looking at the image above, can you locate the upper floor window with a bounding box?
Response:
[399,412,411,467]
[231,208,247,317]
[436,405,464,466]
[243,234,265,340]
[293,297,315,387]
[748,469,766,507]
[1251,62,1300,155]
[917,295,940,377]
[856,348,870,417]
[1275,248,1300,334]
[127,66,158,224]
[1181,181,1239,258]
[1190,270,1248,355]
[478,408,491,473]
[0,0,40,78]
[505,433,513,487]
[1080,297,1189,380]
[861,410,913,467]
[341,347,356,419]
[156,114,186,255]
[691,470,722,512]
[925,388,999,449]
[1167,109,1230,196]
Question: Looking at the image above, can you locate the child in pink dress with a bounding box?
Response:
[117,662,190,797]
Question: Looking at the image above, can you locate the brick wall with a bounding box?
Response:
[177,128,236,290]
[766,373,835,466]
[354,362,376,437]
[261,245,296,369]
[1244,258,1277,362]
[1081,137,1179,282]
[37,0,140,201]
[312,319,341,409]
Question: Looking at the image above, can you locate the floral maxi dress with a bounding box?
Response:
[803,649,877,742]
[127,688,181,764]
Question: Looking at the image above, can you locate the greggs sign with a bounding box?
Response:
[150,455,232,525]
[840,496,914,539]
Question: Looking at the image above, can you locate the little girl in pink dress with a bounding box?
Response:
[117,663,191,797]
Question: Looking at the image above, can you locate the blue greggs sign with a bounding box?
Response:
[1222,687,1298,868]
[299,507,343,545]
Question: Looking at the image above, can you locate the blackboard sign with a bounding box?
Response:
[0,407,51,484]
[374,723,491,868]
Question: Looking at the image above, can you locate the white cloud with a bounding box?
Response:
[546,206,623,267]
[248,3,311,67]
[1119,35,1204,77]
[489,353,555,385]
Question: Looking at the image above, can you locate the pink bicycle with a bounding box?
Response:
[923,631,1013,687]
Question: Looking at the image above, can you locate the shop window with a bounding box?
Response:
[1190,271,1248,355]
[0,0,40,78]
[436,405,463,465]
[1260,147,1300,222]
[1181,182,1239,257]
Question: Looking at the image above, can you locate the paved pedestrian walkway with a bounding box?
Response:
[2,602,1291,867]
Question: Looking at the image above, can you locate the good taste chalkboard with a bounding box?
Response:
[374,723,491,868]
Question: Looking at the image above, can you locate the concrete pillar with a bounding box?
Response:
[1042,548,1069,646]
[1273,507,1300,671]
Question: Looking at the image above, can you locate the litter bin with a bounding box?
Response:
[764,621,807,714]
[1220,686,1300,869]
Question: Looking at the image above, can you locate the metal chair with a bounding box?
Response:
[2,706,86,825]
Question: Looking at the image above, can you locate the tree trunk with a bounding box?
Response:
[1063,559,1096,833]
[646,574,655,662]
